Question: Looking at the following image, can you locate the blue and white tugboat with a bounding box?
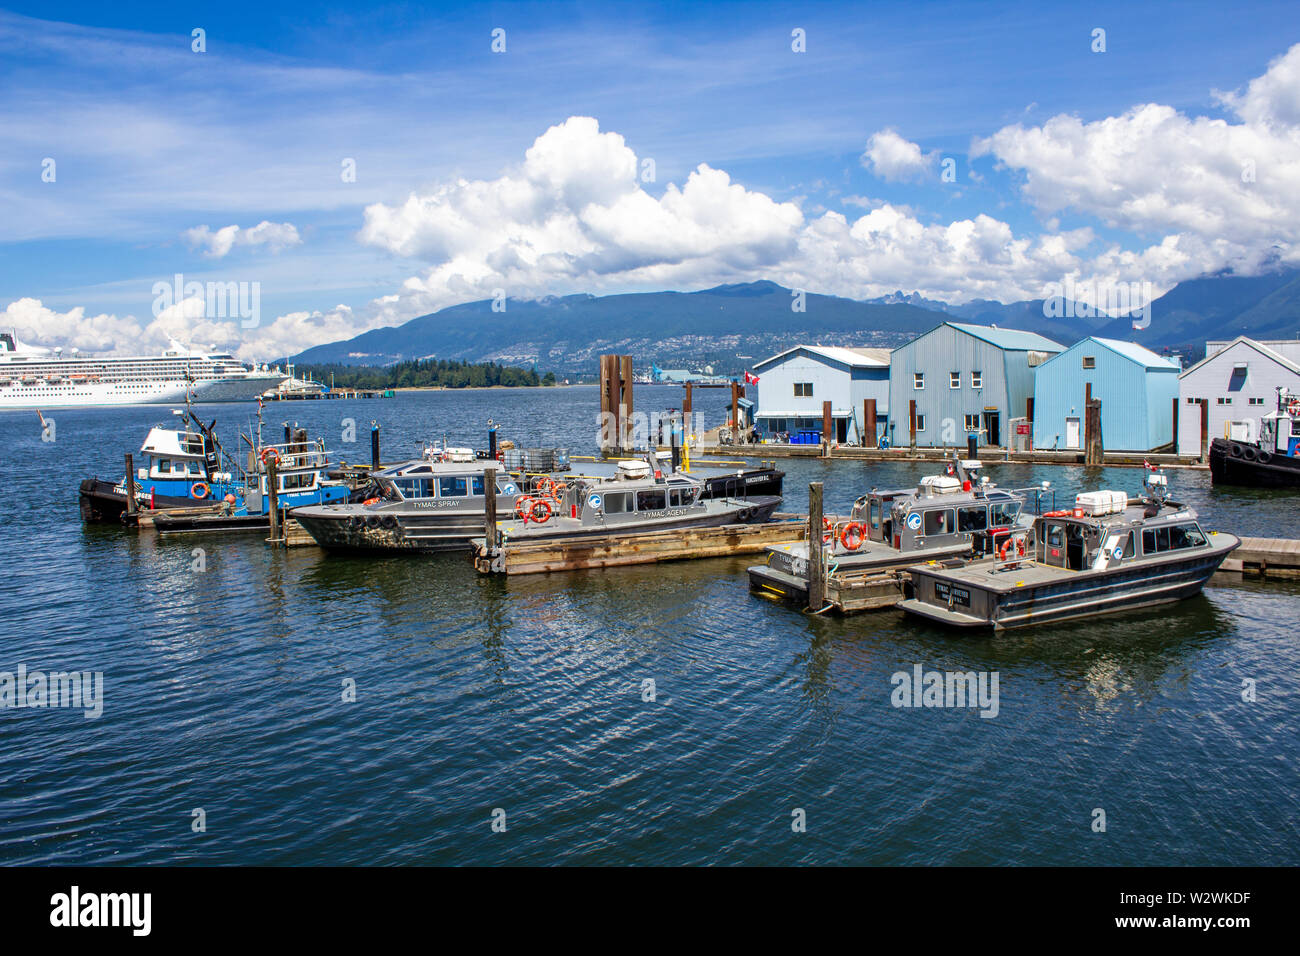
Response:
[899,469,1240,629]
[1209,387,1300,488]
[79,408,242,522]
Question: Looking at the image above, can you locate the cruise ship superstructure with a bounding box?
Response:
[0,332,287,408]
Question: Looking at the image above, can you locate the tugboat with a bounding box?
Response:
[898,468,1240,629]
[748,459,1045,609]
[149,428,362,534]
[79,408,242,522]
[1209,388,1300,488]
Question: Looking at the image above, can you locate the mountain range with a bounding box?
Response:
[288,269,1300,375]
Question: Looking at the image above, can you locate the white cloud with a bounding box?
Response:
[183,221,302,258]
[860,129,936,182]
[974,42,1300,276]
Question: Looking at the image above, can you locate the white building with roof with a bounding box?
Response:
[1178,336,1300,454]
[750,345,891,444]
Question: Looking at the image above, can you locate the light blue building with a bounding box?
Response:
[1032,337,1181,452]
[752,345,891,443]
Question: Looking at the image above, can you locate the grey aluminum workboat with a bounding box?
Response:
[898,471,1241,629]
[292,460,526,552]
[748,459,1045,607]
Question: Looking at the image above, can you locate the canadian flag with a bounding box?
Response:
[743,371,760,385]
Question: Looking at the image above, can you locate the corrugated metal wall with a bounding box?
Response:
[1178,341,1300,453]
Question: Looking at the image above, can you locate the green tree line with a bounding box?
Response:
[296,359,556,390]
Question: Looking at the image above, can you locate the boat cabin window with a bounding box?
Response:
[603,492,633,514]
[393,478,433,499]
[957,505,987,533]
[281,472,316,491]
[438,476,468,498]
[989,501,1019,527]
[636,489,667,511]
[1143,523,1206,554]
[470,476,487,496]
[668,488,693,507]
[923,509,954,535]
[869,499,881,530]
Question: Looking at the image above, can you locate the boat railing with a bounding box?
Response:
[1010,486,1057,516]
[260,441,329,472]
[990,528,1035,573]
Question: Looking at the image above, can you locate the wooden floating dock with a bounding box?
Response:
[473,520,805,575]
[1219,537,1300,578]
[693,442,1205,469]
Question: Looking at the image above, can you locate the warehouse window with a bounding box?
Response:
[915,414,926,431]
[1217,396,1233,405]
[949,372,961,388]
[1248,397,1264,405]
[971,370,982,388]
[963,414,980,431]
[1185,397,1199,404]
[1082,356,1096,369]
[913,373,924,390]
[793,382,813,397]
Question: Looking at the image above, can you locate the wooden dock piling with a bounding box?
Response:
[266,457,282,545]
[124,453,137,517]
[808,482,825,611]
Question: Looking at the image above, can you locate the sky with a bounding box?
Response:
[1,0,1299,360]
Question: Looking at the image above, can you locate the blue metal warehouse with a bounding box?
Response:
[1032,336,1181,452]
[887,322,1062,448]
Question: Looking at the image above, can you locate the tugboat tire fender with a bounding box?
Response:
[1257,450,1272,464]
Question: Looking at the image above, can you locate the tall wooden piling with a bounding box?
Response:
[599,354,635,455]
[124,453,137,516]
[1084,398,1103,466]
[484,466,498,553]
[909,400,918,449]
[370,424,381,469]
[864,399,877,448]
[267,457,282,545]
[808,481,825,611]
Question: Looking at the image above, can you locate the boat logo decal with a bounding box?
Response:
[906,511,922,530]
[588,493,602,509]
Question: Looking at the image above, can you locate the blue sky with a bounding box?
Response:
[2,1,1298,358]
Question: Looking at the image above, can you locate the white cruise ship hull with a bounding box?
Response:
[0,372,285,409]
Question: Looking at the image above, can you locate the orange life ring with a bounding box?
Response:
[840,522,865,551]
[190,482,210,499]
[998,537,1027,561]
[549,481,567,500]
[530,499,553,523]
[515,495,535,521]
[261,447,280,465]
[534,477,553,495]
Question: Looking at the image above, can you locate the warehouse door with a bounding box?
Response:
[1065,417,1081,449]
[983,411,1000,446]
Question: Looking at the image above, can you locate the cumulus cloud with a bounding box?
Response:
[184,220,302,258]
[860,129,936,182]
[975,42,1300,276]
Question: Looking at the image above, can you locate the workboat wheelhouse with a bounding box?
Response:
[899,471,1240,629]
[749,459,1045,607]
[1209,387,1300,488]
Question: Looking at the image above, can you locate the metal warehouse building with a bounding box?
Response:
[1178,336,1300,456]
[752,345,891,444]
[1032,337,1181,452]
[887,322,1062,448]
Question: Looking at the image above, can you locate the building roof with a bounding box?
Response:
[1179,335,1300,379]
[753,344,892,371]
[1045,336,1180,371]
[945,321,1064,352]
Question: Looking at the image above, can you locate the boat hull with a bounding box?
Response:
[79,478,197,523]
[900,535,1239,630]
[1208,438,1300,488]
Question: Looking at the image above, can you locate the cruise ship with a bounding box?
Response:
[0,332,287,409]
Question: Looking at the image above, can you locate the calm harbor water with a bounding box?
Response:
[1,385,1298,865]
